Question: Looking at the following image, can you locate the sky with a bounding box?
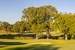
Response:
[0,0,75,24]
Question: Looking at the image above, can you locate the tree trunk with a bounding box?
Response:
[64,26,69,40]
[47,33,49,39]
[71,34,74,39]
[36,34,38,39]
[64,34,68,40]
[46,28,51,39]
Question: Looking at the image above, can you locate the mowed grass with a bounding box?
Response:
[0,39,75,50]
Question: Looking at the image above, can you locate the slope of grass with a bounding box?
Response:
[6,44,59,50]
[0,39,75,50]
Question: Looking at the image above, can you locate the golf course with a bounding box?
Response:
[0,0,75,50]
[0,39,75,50]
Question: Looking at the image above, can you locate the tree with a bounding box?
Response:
[31,23,44,39]
[22,5,58,39]
[54,13,75,40]
[2,22,11,33]
[12,21,30,33]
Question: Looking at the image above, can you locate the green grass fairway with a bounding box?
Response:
[0,39,75,50]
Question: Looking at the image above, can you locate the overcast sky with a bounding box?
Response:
[0,0,75,24]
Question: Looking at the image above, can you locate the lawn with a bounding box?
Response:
[0,39,75,50]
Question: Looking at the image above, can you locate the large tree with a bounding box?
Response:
[54,13,75,40]
[22,5,58,39]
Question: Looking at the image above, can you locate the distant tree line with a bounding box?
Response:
[0,5,75,40]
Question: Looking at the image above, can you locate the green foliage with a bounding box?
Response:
[53,13,75,39]
[12,21,30,33]
[1,5,75,40]
[7,44,59,50]
[31,23,44,34]
[22,5,57,39]
[0,21,12,32]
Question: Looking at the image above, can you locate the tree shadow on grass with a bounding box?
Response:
[8,44,60,50]
[0,41,26,45]
[0,41,26,48]
[0,45,6,48]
